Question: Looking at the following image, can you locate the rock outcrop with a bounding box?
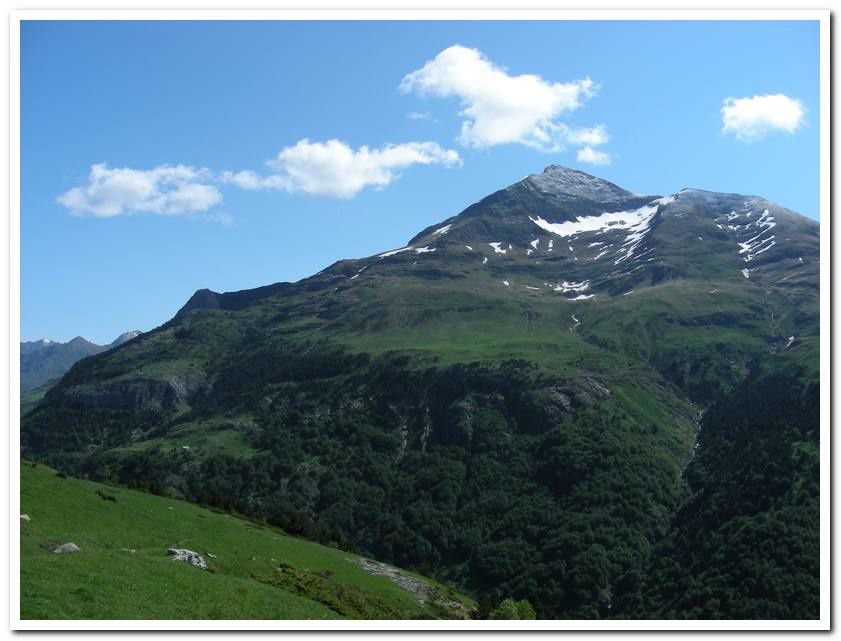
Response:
[167,548,208,570]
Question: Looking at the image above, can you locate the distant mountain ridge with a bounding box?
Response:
[21,330,143,392]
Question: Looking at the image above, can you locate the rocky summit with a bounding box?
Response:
[22,166,819,619]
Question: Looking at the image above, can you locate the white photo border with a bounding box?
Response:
[7,7,831,633]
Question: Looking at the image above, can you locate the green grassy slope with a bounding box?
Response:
[20,462,473,620]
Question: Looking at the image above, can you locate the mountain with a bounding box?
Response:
[22,166,819,619]
[21,330,144,393]
[111,330,144,346]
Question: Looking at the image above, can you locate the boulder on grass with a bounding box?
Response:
[166,548,207,570]
[54,542,80,554]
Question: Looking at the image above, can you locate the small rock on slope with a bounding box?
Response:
[167,548,207,570]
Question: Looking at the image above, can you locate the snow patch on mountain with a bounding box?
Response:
[489,242,508,255]
[350,264,372,280]
[737,209,777,262]
[529,198,664,265]
[379,246,414,258]
[653,194,677,207]
[377,245,437,258]
[552,280,590,293]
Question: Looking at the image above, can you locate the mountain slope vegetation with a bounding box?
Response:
[22,166,820,619]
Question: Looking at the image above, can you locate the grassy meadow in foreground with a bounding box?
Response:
[19,462,473,620]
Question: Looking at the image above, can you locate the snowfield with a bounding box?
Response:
[529,198,667,264]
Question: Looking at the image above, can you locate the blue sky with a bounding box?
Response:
[21,20,820,343]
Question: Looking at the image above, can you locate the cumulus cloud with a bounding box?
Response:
[576,146,611,166]
[565,124,609,148]
[57,163,222,217]
[721,94,804,141]
[399,45,601,152]
[222,138,462,199]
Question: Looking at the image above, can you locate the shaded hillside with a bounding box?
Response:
[616,374,819,619]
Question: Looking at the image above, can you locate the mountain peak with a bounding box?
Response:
[542,163,584,174]
[408,165,661,245]
[517,165,649,205]
[111,330,143,346]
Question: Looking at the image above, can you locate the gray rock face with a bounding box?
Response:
[451,397,478,443]
[54,542,80,554]
[353,557,473,619]
[167,548,208,570]
[20,514,30,522]
[53,375,201,412]
[538,377,613,425]
[525,165,641,205]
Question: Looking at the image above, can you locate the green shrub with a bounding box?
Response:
[489,598,536,620]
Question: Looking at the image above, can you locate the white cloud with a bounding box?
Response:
[400,45,600,152]
[57,163,222,217]
[218,170,288,191]
[576,146,612,166]
[223,138,462,199]
[721,94,804,141]
[407,111,434,121]
[565,124,609,147]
